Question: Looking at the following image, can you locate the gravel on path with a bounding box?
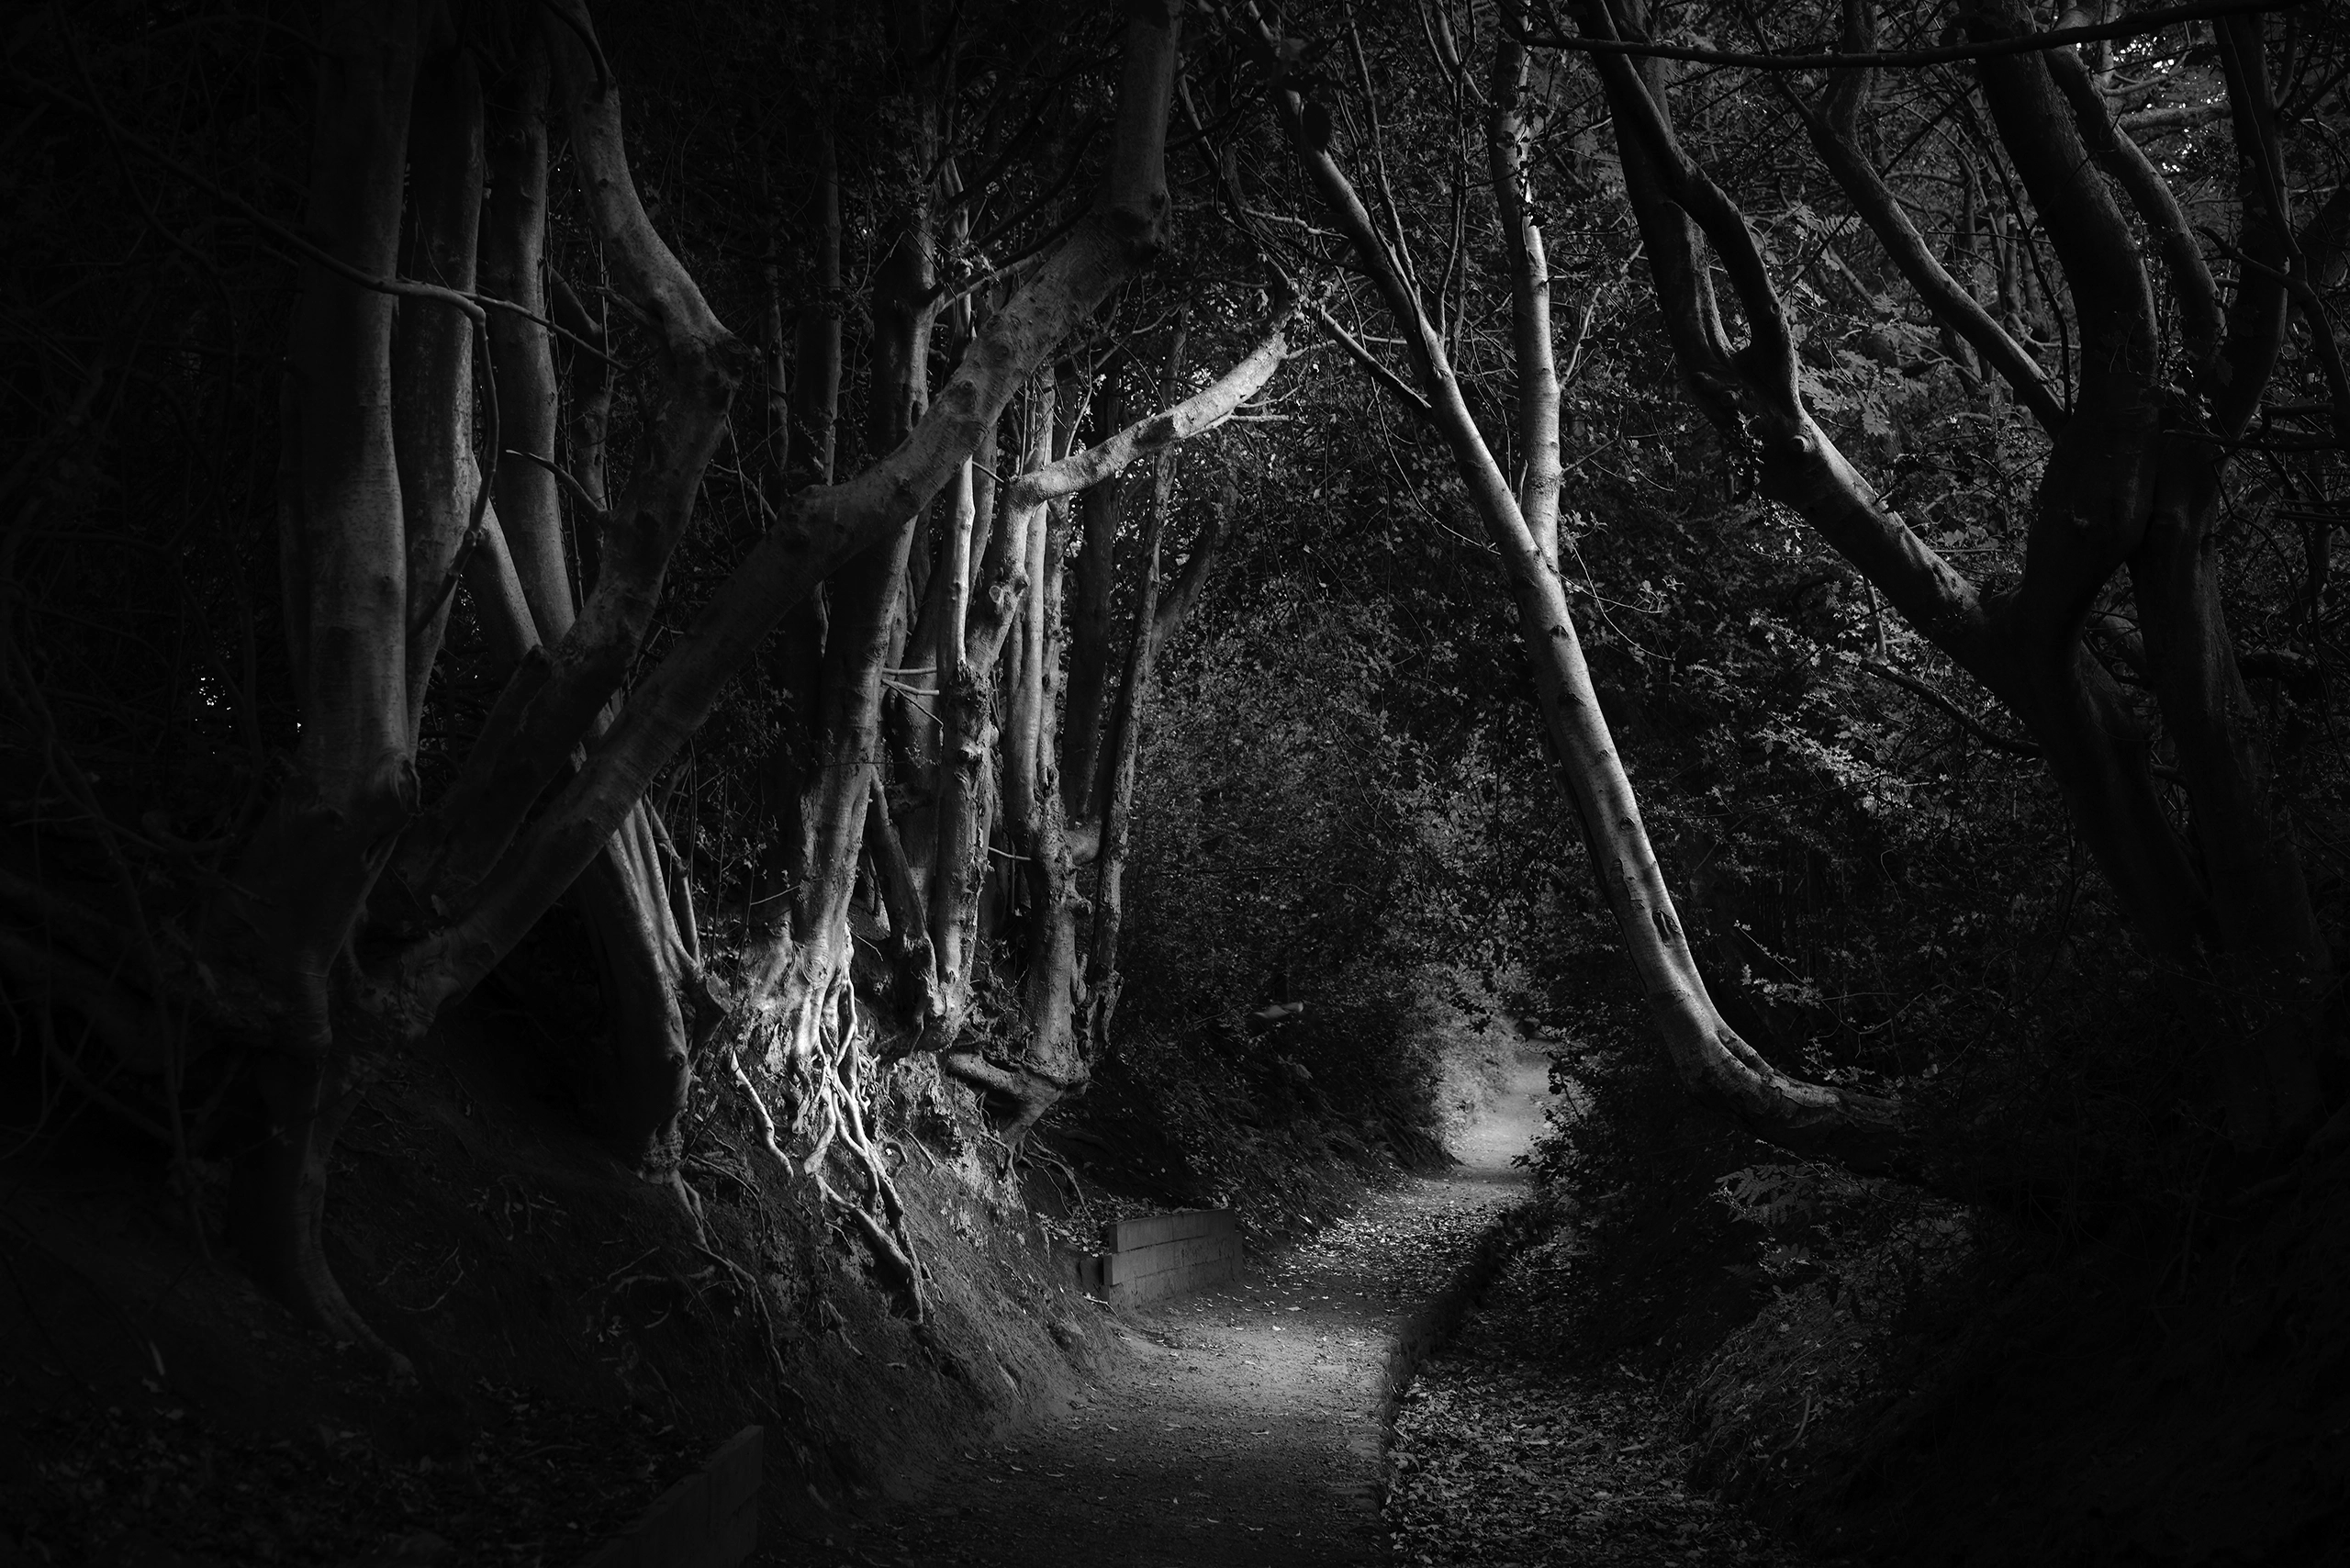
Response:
[819,1044,1555,1568]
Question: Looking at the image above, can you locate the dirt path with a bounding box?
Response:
[831,1043,1555,1568]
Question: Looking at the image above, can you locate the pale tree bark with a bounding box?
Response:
[890,452,979,890]
[866,773,934,1014]
[1002,386,1061,871]
[892,384,999,897]
[731,133,934,1079]
[712,12,966,1317]
[1014,386,1089,1085]
[888,164,995,899]
[924,442,1028,1059]
[988,387,1090,1133]
[1065,442,1237,844]
[1257,2,1904,1167]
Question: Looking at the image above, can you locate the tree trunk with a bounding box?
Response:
[733,79,936,1076]
[1059,385,1126,817]
[479,30,572,650]
[231,0,423,1370]
[1082,328,1183,1056]
[394,43,489,731]
[994,385,1091,1133]
[926,470,1026,1056]
[2122,18,2325,1146]
[755,125,839,901]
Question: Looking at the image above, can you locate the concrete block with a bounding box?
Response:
[704,1427,763,1519]
[709,1496,760,1565]
[575,1425,764,1568]
[634,1472,708,1566]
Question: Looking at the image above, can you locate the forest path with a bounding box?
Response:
[832,1036,1554,1567]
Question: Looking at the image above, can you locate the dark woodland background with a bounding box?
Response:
[2,0,2347,1562]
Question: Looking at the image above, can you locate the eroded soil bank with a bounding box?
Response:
[804,1038,1554,1567]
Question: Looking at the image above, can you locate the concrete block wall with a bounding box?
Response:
[1099,1209,1239,1306]
[578,1425,762,1568]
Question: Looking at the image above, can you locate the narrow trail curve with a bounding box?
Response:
[845,1042,1555,1568]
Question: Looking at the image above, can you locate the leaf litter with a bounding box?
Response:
[1382,1212,1829,1568]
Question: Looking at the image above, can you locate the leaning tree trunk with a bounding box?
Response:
[1258,10,1904,1169]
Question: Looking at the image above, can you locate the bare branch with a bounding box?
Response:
[1304,296,1435,416]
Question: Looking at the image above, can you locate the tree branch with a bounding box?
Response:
[1862,659,2041,756]
[1009,296,1297,507]
[1512,0,2311,72]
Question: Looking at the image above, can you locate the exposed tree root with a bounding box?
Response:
[729,977,926,1322]
[941,1047,1083,1148]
